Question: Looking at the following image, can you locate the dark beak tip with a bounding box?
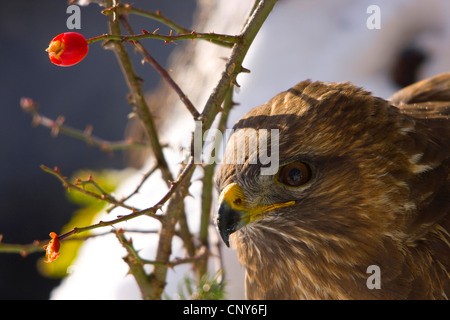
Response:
[223,236,230,248]
[217,200,240,248]
[216,214,231,248]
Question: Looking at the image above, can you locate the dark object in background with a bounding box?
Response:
[391,46,427,88]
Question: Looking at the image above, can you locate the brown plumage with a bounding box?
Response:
[215,73,450,299]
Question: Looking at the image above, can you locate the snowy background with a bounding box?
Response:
[1,0,449,299]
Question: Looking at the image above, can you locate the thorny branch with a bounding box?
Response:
[101,3,239,47]
[20,97,148,152]
[106,162,159,213]
[56,155,196,242]
[88,30,240,48]
[40,165,143,213]
[117,15,201,120]
[2,0,278,300]
[105,0,173,185]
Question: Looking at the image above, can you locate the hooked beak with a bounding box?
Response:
[216,183,295,247]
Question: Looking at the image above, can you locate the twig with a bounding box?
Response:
[105,0,173,185]
[151,160,196,298]
[40,165,141,213]
[103,3,188,34]
[101,3,239,47]
[141,246,209,269]
[106,162,159,213]
[117,15,201,120]
[200,0,278,130]
[114,229,207,299]
[56,156,196,242]
[20,97,148,152]
[87,31,239,47]
[115,230,155,299]
[0,229,161,256]
[196,88,236,277]
[0,237,44,256]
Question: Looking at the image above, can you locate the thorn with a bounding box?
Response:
[101,8,112,16]
[185,191,195,198]
[166,262,176,270]
[240,66,251,73]
[56,115,65,125]
[84,124,93,136]
[136,76,144,84]
[50,116,65,137]
[165,30,174,44]
[31,114,41,127]
[142,29,150,35]
[100,142,111,152]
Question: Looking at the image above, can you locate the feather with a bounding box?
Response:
[216,73,450,299]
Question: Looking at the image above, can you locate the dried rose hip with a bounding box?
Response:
[43,232,60,263]
[46,32,88,67]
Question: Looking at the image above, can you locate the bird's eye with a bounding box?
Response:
[277,162,312,187]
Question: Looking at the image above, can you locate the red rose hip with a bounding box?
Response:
[46,32,88,67]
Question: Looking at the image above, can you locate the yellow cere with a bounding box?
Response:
[219,183,295,224]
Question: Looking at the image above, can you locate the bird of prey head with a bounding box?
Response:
[215,74,450,299]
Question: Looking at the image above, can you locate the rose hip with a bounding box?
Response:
[46,32,88,67]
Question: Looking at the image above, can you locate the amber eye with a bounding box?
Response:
[277,162,312,187]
